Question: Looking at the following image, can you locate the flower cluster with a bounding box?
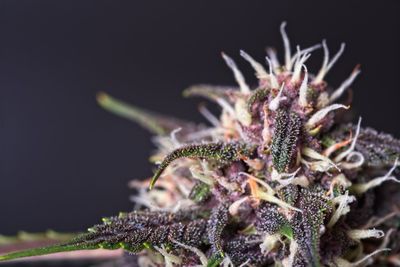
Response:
[1,23,400,267]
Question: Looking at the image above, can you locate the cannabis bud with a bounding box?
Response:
[1,22,400,267]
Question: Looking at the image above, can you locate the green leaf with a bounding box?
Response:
[189,182,211,203]
[280,224,293,240]
[0,243,99,262]
[0,230,79,246]
[206,253,223,267]
[97,92,192,135]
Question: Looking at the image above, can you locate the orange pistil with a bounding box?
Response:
[248,178,260,199]
[323,132,352,157]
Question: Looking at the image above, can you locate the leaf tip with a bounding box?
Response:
[96,91,109,105]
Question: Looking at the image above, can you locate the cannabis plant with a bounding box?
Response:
[1,23,400,267]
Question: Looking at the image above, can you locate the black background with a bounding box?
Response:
[0,1,399,235]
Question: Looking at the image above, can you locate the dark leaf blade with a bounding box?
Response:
[0,209,208,263]
[207,203,229,257]
[247,87,269,114]
[150,142,254,189]
[292,188,331,267]
[271,110,301,173]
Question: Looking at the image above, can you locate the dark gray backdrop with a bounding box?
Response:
[0,1,399,234]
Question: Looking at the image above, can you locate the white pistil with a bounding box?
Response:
[240,50,269,79]
[334,117,362,162]
[301,159,335,173]
[280,21,291,71]
[266,47,280,72]
[306,104,349,129]
[137,256,157,267]
[235,98,252,126]
[185,128,224,142]
[216,98,236,117]
[262,102,271,144]
[282,241,298,267]
[272,168,301,188]
[170,127,182,148]
[265,56,279,88]
[380,229,395,250]
[291,49,311,83]
[154,245,182,267]
[274,168,301,190]
[257,190,302,212]
[189,165,214,186]
[221,255,234,267]
[347,228,385,241]
[198,104,220,127]
[340,151,365,170]
[364,212,399,229]
[269,83,287,111]
[326,42,346,72]
[329,66,361,103]
[221,52,251,94]
[238,259,251,267]
[288,43,321,71]
[271,168,300,180]
[172,239,208,266]
[298,65,309,107]
[229,196,249,216]
[333,248,391,267]
[314,40,346,84]
[260,233,280,254]
[302,147,340,171]
[242,173,302,212]
[327,191,356,228]
[130,195,161,211]
[352,158,400,195]
[328,174,352,198]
